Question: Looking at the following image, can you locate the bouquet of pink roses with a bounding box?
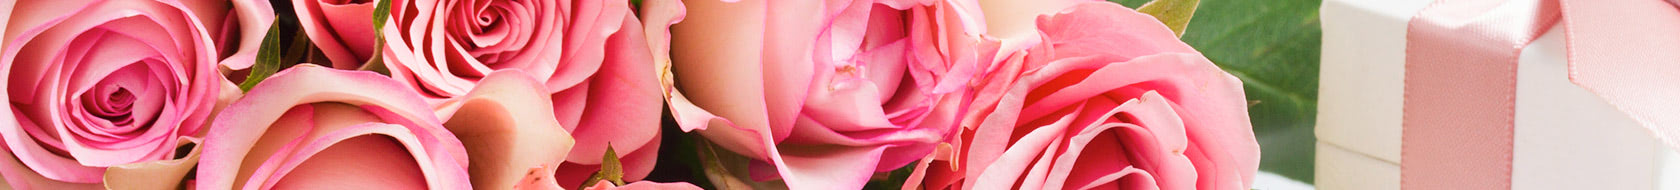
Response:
[0,0,1261,189]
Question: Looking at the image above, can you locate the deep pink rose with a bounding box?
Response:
[291,0,376,69]
[660,0,996,188]
[379,0,666,186]
[196,65,472,189]
[908,2,1260,190]
[0,0,261,187]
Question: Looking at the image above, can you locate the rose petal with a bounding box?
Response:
[262,124,431,189]
[296,0,377,68]
[0,141,102,189]
[102,137,203,190]
[568,15,661,166]
[1034,2,1197,62]
[440,70,575,190]
[668,0,780,152]
[199,65,470,189]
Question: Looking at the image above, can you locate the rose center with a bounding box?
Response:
[104,88,134,114]
[75,55,175,134]
[82,62,156,127]
[448,0,530,65]
[86,86,135,127]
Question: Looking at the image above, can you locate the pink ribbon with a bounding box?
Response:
[1403,0,1680,189]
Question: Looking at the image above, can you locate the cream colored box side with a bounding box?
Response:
[1511,26,1661,190]
[1316,0,1428,165]
[1315,142,1399,190]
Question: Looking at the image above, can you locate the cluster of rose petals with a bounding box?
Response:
[195,64,694,190]
[442,69,701,190]
[378,0,666,186]
[908,1,1261,190]
[196,65,472,189]
[660,0,995,189]
[0,0,264,186]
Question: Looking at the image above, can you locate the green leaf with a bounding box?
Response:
[580,145,625,188]
[372,0,391,32]
[238,20,286,91]
[360,0,393,75]
[1135,0,1200,36]
[1115,0,1323,183]
[282,26,315,65]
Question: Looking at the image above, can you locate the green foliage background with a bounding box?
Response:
[1113,0,1323,183]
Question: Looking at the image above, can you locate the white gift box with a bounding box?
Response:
[1315,0,1680,189]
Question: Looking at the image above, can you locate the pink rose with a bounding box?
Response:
[196,65,471,189]
[379,0,667,186]
[908,2,1260,190]
[0,0,256,186]
[660,0,996,188]
[291,0,376,69]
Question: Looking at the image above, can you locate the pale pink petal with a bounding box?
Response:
[0,0,12,40]
[638,0,685,65]
[198,65,471,189]
[441,70,575,189]
[102,137,203,190]
[797,74,898,132]
[757,0,825,142]
[667,0,778,147]
[1034,2,1197,62]
[976,0,1089,50]
[261,124,436,189]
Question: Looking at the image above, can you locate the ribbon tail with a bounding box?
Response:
[1559,0,1680,150]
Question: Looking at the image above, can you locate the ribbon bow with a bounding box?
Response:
[1403,0,1680,189]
